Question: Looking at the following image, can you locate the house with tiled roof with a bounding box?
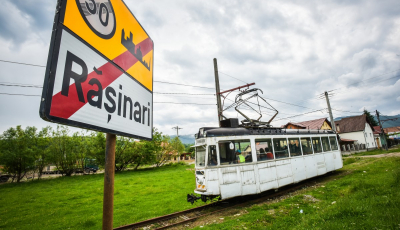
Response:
[334,114,377,149]
[283,117,332,130]
[383,126,400,139]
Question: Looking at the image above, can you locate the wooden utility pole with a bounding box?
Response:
[213,58,223,125]
[103,133,116,230]
[172,126,183,162]
[376,110,388,150]
[324,91,336,132]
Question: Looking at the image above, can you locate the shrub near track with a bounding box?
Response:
[191,157,400,230]
[0,163,196,230]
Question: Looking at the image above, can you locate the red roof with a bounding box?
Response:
[384,126,400,133]
[373,126,382,134]
[284,117,331,130]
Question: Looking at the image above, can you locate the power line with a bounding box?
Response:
[0,59,46,68]
[154,80,214,89]
[332,108,360,114]
[0,93,41,96]
[154,102,215,105]
[0,93,217,105]
[330,69,400,92]
[218,71,248,84]
[0,83,42,88]
[154,92,214,95]
[274,109,327,121]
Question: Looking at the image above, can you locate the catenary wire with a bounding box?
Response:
[0,59,46,68]
[218,71,248,84]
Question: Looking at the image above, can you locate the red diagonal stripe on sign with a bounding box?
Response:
[49,38,153,119]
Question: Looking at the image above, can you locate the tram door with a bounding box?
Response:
[217,140,257,199]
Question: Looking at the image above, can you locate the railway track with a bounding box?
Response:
[114,171,341,230]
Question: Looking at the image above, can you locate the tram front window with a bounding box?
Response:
[195,146,206,167]
[273,138,289,159]
[218,140,251,164]
[207,145,218,166]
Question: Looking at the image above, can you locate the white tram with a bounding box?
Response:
[188,126,342,203]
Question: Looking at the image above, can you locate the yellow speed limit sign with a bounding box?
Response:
[40,0,153,140]
[64,0,153,91]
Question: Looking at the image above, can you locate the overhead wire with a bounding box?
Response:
[2,58,399,117]
[218,71,248,84]
[0,59,46,68]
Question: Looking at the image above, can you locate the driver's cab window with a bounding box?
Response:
[207,145,218,166]
[218,140,251,165]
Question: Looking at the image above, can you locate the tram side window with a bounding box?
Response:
[255,139,274,161]
[329,136,339,150]
[312,137,322,153]
[207,145,218,166]
[273,138,289,159]
[218,140,251,165]
[195,146,206,167]
[301,137,313,155]
[288,138,302,157]
[321,137,331,152]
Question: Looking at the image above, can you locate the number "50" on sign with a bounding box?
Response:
[76,0,117,39]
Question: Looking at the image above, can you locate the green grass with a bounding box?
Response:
[194,157,400,229]
[0,163,196,230]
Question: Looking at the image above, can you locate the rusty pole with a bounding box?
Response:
[103,133,116,230]
[213,58,223,125]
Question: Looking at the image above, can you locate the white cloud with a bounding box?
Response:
[0,0,399,137]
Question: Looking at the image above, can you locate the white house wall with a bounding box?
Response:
[339,123,376,148]
[364,123,376,148]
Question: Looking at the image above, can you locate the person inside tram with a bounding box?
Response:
[259,148,265,160]
[265,148,274,159]
[236,149,245,163]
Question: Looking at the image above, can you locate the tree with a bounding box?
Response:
[151,130,175,167]
[35,126,52,179]
[184,143,195,158]
[364,109,379,126]
[170,136,185,162]
[0,126,37,182]
[88,131,106,168]
[48,125,81,176]
[114,137,139,171]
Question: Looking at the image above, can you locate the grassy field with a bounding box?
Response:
[191,156,400,229]
[0,163,196,230]
[1,150,400,230]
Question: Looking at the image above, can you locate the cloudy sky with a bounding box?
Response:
[0,0,399,137]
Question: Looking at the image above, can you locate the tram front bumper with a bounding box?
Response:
[194,189,213,195]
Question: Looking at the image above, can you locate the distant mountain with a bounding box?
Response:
[170,134,195,145]
[334,114,400,128]
[377,114,400,128]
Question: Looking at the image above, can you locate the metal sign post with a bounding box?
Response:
[103,133,116,230]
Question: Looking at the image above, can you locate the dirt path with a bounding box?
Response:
[351,152,400,158]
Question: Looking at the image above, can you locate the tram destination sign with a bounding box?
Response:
[40,0,154,140]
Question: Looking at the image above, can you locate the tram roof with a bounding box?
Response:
[196,127,335,139]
